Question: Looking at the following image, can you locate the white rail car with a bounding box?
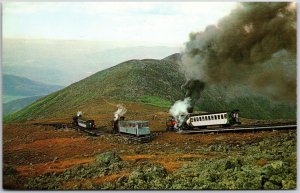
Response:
[184,109,240,129]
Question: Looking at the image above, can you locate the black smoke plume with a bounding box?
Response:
[181,79,205,113]
[181,2,296,103]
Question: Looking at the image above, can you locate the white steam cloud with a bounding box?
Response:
[77,111,83,117]
[114,104,127,117]
[169,97,192,129]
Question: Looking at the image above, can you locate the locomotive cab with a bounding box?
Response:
[166,116,176,131]
[229,109,241,125]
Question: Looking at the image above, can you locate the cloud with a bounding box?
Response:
[3,2,237,45]
[3,2,64,14]
[4,2,237,16]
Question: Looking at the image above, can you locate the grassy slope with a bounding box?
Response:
[4,58,184,122]
[4,54,296,122]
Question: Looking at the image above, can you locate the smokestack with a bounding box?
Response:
[181,2,296,103]
[181,79,205,113]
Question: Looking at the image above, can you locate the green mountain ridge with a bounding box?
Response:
[4,54,296,122]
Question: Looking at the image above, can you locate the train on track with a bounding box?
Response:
[72,112,152,142]
[112,113,152,142]
[118,120,151,136]
[72,113,96,129]
[167,109,241,131]
[34,109,295,142]
[117,120,152,142]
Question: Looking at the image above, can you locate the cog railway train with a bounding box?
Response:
[72,112,151,139]
[72,114,96,129]
[118,120,151,137]
[73,109,241,137]
[167,109,241,131]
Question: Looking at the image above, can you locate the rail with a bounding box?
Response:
[177,124,297,134]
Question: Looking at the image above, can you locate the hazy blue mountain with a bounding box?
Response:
[3,74,63,102]
[3,95,43,114]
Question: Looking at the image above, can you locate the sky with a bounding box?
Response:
[3,2,238,47]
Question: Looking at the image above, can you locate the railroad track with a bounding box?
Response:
[33,121,296,136]
[33,122,105,136]
[33,122,153,142]
[115,133,153,143]
[33,122,72,129]
[177,124,297,134]
[74,127,104,136]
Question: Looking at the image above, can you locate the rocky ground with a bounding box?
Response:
[2,115,297,190]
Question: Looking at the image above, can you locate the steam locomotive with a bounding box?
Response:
[71,112,151,142]
[72,113,96,129]
[167,109,241,130]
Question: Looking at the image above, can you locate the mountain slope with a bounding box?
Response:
[4,56,185,122]
[5,54,296,122]
[3,74,63,99]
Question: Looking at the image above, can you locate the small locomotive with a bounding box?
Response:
[72,111,96,129]
[166,116,176,131]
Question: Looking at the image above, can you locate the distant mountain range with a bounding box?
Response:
[4,53,296,122]
[3,74,62,97]
[3,39,180,85]
[3,74,63,114]
[3,95,44,114]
